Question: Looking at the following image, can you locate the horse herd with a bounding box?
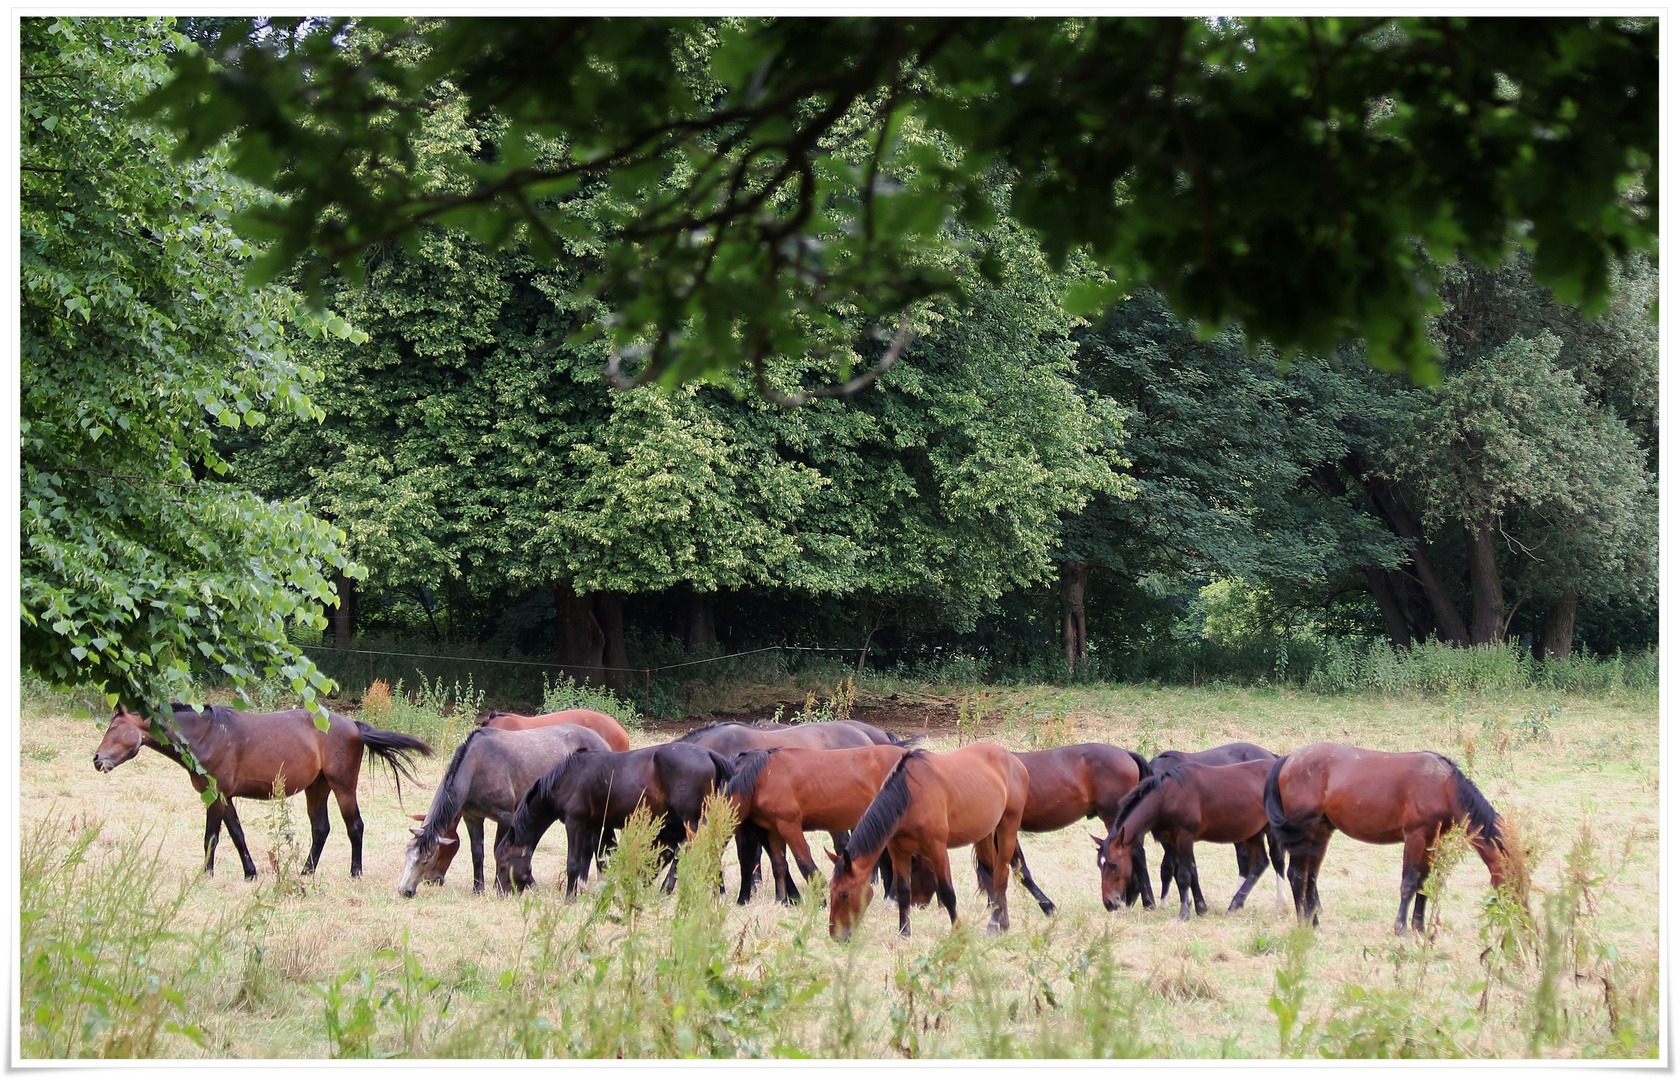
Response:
[91,703,1509,940]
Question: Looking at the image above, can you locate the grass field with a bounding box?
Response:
[18,681,1660,1059]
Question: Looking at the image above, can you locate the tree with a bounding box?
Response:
[21,17,359,714]
[144,16,1655,396]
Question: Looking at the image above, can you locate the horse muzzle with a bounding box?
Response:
[92,754,112,773]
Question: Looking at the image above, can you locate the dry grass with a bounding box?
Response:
[19,682,1658,1058]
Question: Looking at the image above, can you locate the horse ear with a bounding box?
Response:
[410,814,426,822]
[1091,833,1106,848]
[410,828,425,839]
[435,836,458,848]
[825,848,839,865]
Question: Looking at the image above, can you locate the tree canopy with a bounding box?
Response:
[144,16,1656,394]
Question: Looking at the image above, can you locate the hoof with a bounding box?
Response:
[1039,901,1056,915]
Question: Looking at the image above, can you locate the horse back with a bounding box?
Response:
[1173,759,1271,844]
[207,707,342,798]
[1013,743,1132,831]
[754,744,906,831]
[917,744,1019,849]
[1286,743,1457,844]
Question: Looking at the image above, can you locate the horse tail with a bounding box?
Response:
[1265,823,1286,877]
[1435,753,1504,850]
[356,721,433,799]
[706,748,735,792]
[1125,748,1152,780]
[724,749,773,808]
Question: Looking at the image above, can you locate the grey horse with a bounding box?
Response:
[397,723,610,896]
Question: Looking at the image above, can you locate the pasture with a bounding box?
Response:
[19,681,1658,1059]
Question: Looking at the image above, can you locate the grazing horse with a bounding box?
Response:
[682,720,916,902]
[1010,744,1155,914]
[422,709,632,883]
[497,744,734,896]
[480,709,631,751]
[826,744,1029,940]
[397,724,610,897]
[1264,743,1506,934]
[1096,760,1281,919]
[93,703,431,879]
[724,745,938,905]
[1149,742,1287,905]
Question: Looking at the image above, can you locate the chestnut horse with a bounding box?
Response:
[1096,760,1281,919]
[681,719,916,901]
[421,709,633,883]
[724,745,937,905]
[1264,743,1506,934]
[93,703,431,878]
[1009,744,1155,914]
[1148,741,1286,905]
[826,744,1028,940]
[397,723,610,897]
[497,743,734,896]
[481,709,630,751]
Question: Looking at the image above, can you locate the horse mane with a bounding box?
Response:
[1110,765,1185,845]
[676,721,744,742]
[724,748,778,805]
[508,749,589,848]
[417,727,496,848]
[1434,753,1503,847]
[844,750,920,862]
[476,710,518,727]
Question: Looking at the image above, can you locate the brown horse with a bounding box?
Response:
[826,744,1028,940]
[1149,741,1287,905]
[93,703,431,878]
[421,708,634,883]
[724,745,937,905]
[1010,744,1155,914]
[682,720,916,902]
[480,709,631,751]
[1264,743,1506,934]
[1096,760,1281,919]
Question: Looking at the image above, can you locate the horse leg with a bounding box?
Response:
[564,821,589,897]
[1228,835,1267,912]
[466,815,486,894]
[927,847,960,929]
[1304,844,1329,927]
[894,859,914,937]
[330,783,365,878]
[302,778,331,874]
[766,834,795,905]
[1012,844,1056,916]
[1397,827,1434,935]
[1185,840,1209,917]
[220,800,260,881]
[202,801,224,877]
[1159,844,1176,904]
[1287,851,1311,923]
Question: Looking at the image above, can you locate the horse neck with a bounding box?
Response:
[1117,787,1162,847]
[144,710,210,767]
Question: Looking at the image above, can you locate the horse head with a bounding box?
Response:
[826,848,875,941]
[495,836,537,895]
[93,707,150,773]
[396,824,457,898]
[1095,827,1137,912]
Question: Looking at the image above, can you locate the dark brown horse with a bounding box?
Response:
[1009,744,1155,913]
[682,719,915,901]
[481,709,631,751]
[421,709,633,883]
[496,743,734,896]
[1264,743,1506,933]
[1149,741,1286,905]
[93,703,431,878]
[397,723,610,896]
[724,745,934,904]
[1096,760,1281,919]
[827,744,1029,940]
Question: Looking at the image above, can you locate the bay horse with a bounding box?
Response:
[1264,743,1506,934]
[681,719,916,901]
[93,703,431,879]
[496,743,734,896]
[1149,742,1287,905]
[1096,760,1281,920]
[420,708,633,883]
[723,745,936,906]
[1008,744,1155,914]
[397,723,610,897]
[826,744,1028,940]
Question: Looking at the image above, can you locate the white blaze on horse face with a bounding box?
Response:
[397,835,434,897]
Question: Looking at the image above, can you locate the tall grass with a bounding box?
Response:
[1306,639,1656,696]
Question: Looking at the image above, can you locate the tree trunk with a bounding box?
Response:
[1465,517,1505,645]
[684,592,717,652]
[1362,567,1412,650]
[553,585,607,686]
[1060,560,1088,674]
[1536,591,1579,660]
[1366,480,1471,647]
[594,592,631,690]
[330,572,355,646]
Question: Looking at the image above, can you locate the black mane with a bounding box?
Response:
[417,728,495,848]
[1435,753,1503,846]
[844,749,919,861]
[724,747,778,805]
[1109,765,1184,847]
